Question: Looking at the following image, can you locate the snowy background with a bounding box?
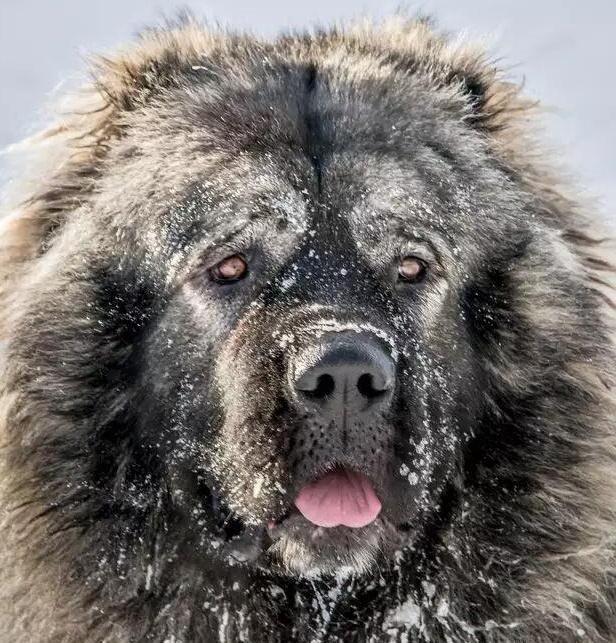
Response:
[0,0,614,220]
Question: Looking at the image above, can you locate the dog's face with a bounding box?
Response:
[9,48,588,583]
[81,62,536,577]
[141,175,472,574]
[139,170,474,575]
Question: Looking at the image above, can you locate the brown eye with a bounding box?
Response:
[398,256,427,283]
[209,255,248,283]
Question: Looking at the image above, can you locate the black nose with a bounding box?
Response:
[290,332,396,418]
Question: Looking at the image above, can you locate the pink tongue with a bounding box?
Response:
[294,468,382,528]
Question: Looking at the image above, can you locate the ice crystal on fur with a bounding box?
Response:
[0,13,615,643]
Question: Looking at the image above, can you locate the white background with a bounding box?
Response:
[0,0,614,220]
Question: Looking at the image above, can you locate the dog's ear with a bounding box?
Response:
[89,17,229,114]
[0,20,224,300]
[345,16,535,136]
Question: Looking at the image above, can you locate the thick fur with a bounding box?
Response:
[1,16,615,642]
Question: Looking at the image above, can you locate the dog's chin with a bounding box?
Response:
[265,512,404,578]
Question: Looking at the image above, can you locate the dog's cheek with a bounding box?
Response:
[211,318,290,522]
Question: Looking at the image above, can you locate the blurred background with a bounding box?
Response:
[0,0,613,218]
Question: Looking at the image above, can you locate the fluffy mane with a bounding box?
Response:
[1,16,615,642]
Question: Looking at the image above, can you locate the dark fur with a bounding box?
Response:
[0,16,615,642]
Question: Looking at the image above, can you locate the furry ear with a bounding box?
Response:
[346,16,535,136]
[89,18,228,113]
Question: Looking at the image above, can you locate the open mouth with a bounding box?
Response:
[266,465,382,537]
[210,466,414,572]
[259,466,406,575]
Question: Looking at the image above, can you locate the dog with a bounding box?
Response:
[0,16,614,642]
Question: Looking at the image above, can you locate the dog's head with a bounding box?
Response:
[2,20,614,595]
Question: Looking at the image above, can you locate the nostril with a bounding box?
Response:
[303,373,335,399]
[357,373,388,399]
[291,333,396,411]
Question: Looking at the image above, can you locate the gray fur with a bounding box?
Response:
[0,16,615,642]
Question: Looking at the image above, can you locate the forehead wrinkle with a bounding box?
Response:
[343,151,505,257]
[334,161,454,253]
[217,153,314,227]
[172,158,309,232]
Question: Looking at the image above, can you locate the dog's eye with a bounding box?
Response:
[209,255,248,283]
[398,256,427,284]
